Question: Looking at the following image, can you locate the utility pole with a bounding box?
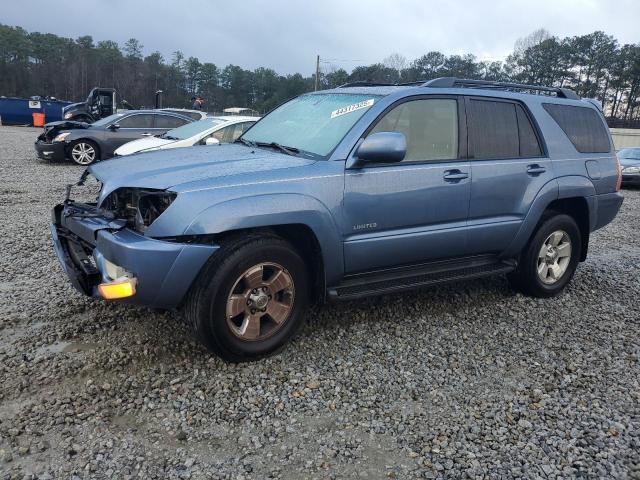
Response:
[315,55,320,91]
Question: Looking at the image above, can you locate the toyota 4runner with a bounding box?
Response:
[51,77,624,361]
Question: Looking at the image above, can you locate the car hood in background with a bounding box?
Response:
[38,120,91,142]
[89,144,316,201]
[115,136,177,156]
[619,157,640,168]
[61,102,85,112]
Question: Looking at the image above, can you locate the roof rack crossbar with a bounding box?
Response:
[423,77,580,100]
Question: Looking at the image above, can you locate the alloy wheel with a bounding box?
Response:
[71,142,96,165]
[225,262,295,341]
[537,230,572,285]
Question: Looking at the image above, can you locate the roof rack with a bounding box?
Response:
[338,80,438,88]
[337,81,395,88]
[423,77,580,100]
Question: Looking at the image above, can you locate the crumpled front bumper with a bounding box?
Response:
[51,203,218,308]
[35,140,66,161]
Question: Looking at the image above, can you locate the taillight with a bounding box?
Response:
[615,153,622,192]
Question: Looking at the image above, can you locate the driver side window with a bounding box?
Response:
[368,99,459,162]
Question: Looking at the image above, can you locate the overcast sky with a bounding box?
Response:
[3,0,639,75]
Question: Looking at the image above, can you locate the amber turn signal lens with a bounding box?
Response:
[98,278,137,300]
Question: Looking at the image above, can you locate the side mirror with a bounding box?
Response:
[205,137,220,146]
[354,132,406,165]
[109,123,120,130]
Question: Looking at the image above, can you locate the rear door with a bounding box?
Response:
[465,97,551,254]
[343,96,471,273]
[154,113,191,132]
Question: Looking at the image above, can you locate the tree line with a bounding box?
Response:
[0,25,638,122]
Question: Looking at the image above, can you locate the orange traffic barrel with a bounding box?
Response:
[32,112,45,127]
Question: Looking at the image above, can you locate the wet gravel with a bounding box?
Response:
[1,125,639,479]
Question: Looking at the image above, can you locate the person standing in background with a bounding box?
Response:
[191,96,204,110]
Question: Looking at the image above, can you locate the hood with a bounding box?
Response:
[619,157,640,167]
[62,101,86,112]
[90,144,316,200]
[114,136,176,156]
[38,120,90,142]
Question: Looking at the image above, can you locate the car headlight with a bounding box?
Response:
[622,165,640,174]
[63,112,73,119]
[101,188,177,232]
[53,132,71,142]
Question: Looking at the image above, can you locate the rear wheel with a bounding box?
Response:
[508,213,581,297]
[69,139,99,165]
[185,235,309,362]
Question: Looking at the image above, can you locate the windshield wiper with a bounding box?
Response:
[255,141,299,156]
[162,135,179,140]
[235,138,256,148]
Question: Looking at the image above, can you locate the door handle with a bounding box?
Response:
[527,164,546,175]
[141,133,153,136]
[443,170,469,182]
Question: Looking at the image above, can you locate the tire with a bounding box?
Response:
[68,139,99,165]
[508,213,581,298]
[184,234,310,362]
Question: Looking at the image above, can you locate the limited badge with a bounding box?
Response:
[330,99,375,119]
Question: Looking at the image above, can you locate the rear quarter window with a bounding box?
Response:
[543,103,611,153]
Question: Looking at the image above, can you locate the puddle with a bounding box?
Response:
[111,414,145,431]
[35,341,99,356]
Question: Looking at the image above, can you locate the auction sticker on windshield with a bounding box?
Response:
[330,99,375,119]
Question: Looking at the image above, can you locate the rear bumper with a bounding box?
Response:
[35,140,66,161]
[51,204,218,308]
[593,192,624,231]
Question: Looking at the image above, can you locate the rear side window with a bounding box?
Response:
[468,99,542,159]
[516,105,542,157]
[155,114,189,128]
[543,104,610,153]
[118,114,154,128]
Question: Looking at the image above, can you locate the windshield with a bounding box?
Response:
[161,118,226,140]
[92,113,124,127]
[618,148,640,160]
[241,93,382,158]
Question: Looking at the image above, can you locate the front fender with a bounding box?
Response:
[183,193,344,285]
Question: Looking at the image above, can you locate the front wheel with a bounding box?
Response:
[508,213,581,297]
[68,139,99,165]
[185,235,310,362]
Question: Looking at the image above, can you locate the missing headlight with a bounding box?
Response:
[101,188,176,232]
[66,170,102,204]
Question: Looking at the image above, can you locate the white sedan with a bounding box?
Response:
[114,115,259,156]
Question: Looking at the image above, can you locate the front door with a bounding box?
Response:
[342,96,471,274]
[464,97,553,255]
[104,113,156,156]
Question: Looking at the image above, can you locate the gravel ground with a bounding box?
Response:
[0,125,639,479]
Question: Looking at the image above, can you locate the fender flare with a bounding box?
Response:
[503,175,596,258]
[556,175,597,231]
[183,193,344,285]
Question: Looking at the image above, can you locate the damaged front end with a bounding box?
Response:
[35,120,89,161]
[50,170,218,308]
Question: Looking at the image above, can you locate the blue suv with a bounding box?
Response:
[51,77,624,361]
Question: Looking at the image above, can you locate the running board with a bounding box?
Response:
[327,256,516,301]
